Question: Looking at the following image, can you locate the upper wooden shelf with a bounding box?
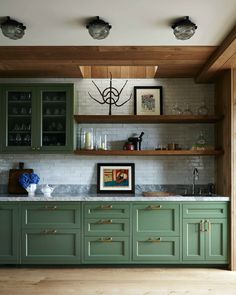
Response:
[74,149,223,156]
[74,115,223,124]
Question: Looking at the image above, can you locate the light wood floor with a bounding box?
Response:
[0,267,236,295]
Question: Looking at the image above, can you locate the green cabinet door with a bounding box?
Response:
[1,83,74,153]
[133,203,180,236]
[21,228,80,264]
[205,219,228,261]
[0,204,19,264]
[183,219,205,261]
[84,236,130,263]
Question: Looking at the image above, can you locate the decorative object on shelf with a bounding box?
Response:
[123,141,135,151]
[167,143,179,150]
[97,163,135,194]
[171,16,197,40]
[172,103,182,115]
[128,132,145,150]
[95,131,108,150]
[88,73,132,115]
[19,172,40,197]
[41,184,55,197]
[182,103,193,115]
[80,128,94,150]
[1,16,26,40]
[134,86,163,115]
[198,100,209,115]
[86,16,112,40]
[191,131,213,151]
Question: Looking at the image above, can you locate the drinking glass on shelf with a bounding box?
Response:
[15,134,22,145]
[20,107,27,115]
[182,104,193,115]
[172,104,182,115]
[198,100,209,115]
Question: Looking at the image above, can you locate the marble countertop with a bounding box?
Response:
[0,194,230,201]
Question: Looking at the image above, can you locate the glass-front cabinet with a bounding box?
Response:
[1,84,74,153]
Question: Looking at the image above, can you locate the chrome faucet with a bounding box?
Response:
[192,168,199,195]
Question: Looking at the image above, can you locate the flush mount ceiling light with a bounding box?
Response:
[1,16,26,40]
[86,16,112,40]
[172,16,197,40]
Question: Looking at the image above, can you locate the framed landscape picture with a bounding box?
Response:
[97,163,135,194]
[134,86,163,115]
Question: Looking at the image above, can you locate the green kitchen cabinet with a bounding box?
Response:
[83,236,130,263]
[183,203,228,263]
[21,228,80,264]
[0,204,19,264]
[1,83,74,153]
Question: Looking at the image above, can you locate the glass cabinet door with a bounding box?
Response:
[39,85,73,151]
[2,86,36,152]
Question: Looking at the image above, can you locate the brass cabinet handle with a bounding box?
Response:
[205,220,210,232]
[100,205,113,210]
[200,220,204,232]
[99,219,113,224]
[43,229,57,234]
[146,205,162,210]
[147,237,161,243]
[44,206,57,210]
[99,237,113,242]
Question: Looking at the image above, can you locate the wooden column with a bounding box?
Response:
[215,70,234,269]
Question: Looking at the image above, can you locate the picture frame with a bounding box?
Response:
[134,86,163,115]
[97,163,135,194]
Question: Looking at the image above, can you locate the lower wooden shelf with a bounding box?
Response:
[74,149,223,156]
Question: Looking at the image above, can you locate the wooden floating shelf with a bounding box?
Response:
[74,149,223,156]
[74,115,223,124]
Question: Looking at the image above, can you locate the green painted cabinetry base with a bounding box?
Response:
[0,201,229,265]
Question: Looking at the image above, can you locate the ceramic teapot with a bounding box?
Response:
[41,184,55,197]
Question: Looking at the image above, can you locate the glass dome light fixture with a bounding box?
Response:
[1,16,26,40]
[86,16,112,40]
[172,16,197,40]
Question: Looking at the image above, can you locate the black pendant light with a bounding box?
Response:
[172,16,197,40]
[1,16,26,40]
[86,16,112,40]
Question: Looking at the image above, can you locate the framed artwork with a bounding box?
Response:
[97,163,135,194]
[134,86,163,115]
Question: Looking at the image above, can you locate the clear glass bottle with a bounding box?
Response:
[95,130,108,150]
[80,128,94,150]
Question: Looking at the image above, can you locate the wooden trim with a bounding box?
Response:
[74,149,223,156]
[196,25,236,83]
[74,115,223,124]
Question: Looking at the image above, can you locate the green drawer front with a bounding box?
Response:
[183,203,228,219]
[84,236,130,262]
[21,229,80,264]
[133,236,180,261]
[83,203,130,218]
[84,218,130,236]
[21,203,81,228]
[133,203,180,236]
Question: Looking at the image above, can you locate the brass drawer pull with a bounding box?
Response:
[205,220,211,232]
[99,219,113,224]
[44,206,57,210]
[43,229,57,234]
[99,237,113,242]
[147,237,161,243]
[100,205,113,210]
[146,205,162,210]
[200,220,204,232]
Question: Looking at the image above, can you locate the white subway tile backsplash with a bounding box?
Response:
[0,77,215,186]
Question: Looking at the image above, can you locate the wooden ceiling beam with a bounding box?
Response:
[196,24,236,83]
